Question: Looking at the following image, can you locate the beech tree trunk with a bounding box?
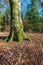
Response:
[6,0,31,42]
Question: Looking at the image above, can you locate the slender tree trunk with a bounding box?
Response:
[6,0,31,42]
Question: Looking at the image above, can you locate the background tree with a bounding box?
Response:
[24,0,41,32]
[0,12,3,31]
[4,6,10,31]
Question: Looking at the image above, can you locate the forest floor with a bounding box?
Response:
[0,32,43,65]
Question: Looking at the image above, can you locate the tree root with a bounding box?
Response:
[4,32,32,43]
[22,33,32,42]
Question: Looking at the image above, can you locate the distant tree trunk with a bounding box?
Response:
[5,0,31,42]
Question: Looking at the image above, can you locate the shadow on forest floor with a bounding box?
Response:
[0,36,7,40]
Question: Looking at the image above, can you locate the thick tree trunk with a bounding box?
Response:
[6,0,31,42]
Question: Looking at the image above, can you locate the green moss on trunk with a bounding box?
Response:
[5,0,31,42]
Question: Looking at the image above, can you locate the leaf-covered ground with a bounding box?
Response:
[0,32,43,65]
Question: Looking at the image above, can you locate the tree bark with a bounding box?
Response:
[5,0,31,42]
